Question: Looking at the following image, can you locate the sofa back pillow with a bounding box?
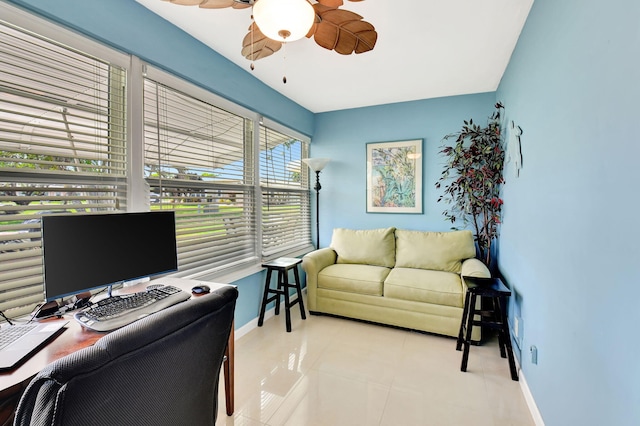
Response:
[331,227,396,268]
[395,229,476,273]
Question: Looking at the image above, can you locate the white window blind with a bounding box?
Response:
[0,21,127,316]
[143,79,257,276]
[259,125,311,257]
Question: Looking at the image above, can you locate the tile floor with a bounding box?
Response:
[217,312,534,426]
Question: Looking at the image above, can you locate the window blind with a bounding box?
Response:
[259,125,311,257]
[143,79,257,276]
[0,21,127,316]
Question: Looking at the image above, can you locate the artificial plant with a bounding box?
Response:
[435,102,505,268]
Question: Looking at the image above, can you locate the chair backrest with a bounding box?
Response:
[14,286,238,426]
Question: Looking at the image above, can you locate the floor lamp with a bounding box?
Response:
[302,158,330,249]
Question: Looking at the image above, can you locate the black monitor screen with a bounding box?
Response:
[41,211,178,301]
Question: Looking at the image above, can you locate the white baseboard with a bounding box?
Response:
[235,288,307,340]
[234,307,275,340]
[519,368,545,426]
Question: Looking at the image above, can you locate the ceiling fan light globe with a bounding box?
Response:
[253,0,315,42]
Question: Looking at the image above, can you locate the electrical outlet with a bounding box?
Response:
[511,316,523,349]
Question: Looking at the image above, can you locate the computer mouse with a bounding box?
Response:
[191,285,210,294]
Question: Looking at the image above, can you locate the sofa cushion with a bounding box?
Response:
[318,264,390,296]
[384,268,464,308]
[395,229,476,273]
[331,227,396,268]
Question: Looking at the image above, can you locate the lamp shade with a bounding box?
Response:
[302,157,330,172]
[253,0,315,42]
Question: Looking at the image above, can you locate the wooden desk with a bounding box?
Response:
[0,277,235,425]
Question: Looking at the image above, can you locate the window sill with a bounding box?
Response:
[173,244,315,285]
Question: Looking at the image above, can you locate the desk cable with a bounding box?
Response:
[0,309,14,325]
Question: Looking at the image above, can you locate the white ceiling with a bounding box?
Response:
[135,0,534,113]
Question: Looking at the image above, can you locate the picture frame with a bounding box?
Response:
[366,139,423,213]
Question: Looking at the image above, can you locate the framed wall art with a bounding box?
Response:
[366,139,423,213]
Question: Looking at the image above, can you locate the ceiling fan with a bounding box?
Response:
[162,0,378,63]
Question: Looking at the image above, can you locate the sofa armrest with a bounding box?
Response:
[460,258,491,293]
[302,248,337,311]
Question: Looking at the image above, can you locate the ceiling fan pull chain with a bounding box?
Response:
[250,17,255,71]
[282,41,287,84]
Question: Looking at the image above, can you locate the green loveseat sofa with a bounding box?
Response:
[302,227,490,338]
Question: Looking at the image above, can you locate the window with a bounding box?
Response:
[143,79,257,276]
[142,76,312,277]
[259,125,311,257]
[0,19,127,315]
[0,4,313,317]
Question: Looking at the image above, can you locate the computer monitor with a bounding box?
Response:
[41,211,178,302]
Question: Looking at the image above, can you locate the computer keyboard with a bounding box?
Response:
[74,285,191,332]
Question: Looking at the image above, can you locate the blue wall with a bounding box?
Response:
[312,93,497,247]
[8,0,640,423]
[496,0,640,424]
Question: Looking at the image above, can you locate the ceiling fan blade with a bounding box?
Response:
[163,0,209,5]
[305,12,322,39]
[316,0,344,8]
[198,0,245,8]
[316,1,367,8]
[241,23,283,61]
[312,5,377,55]
[230,1,252,9]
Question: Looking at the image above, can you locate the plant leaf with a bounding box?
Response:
[241,23,282,60]
[312,4,377,54]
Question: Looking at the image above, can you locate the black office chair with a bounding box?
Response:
[14,286,238,426]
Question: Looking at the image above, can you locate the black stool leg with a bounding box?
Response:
[498,295,519,381]
[274,270,283,316]
[461,293,477,372]
[456,289,471,351]
[292,265,306,320]
[489,296,507,358]
[258,268,274,327]
[280,269,292,332]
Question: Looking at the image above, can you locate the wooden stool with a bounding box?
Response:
[456,276,518,381]
[258,257,306,332]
